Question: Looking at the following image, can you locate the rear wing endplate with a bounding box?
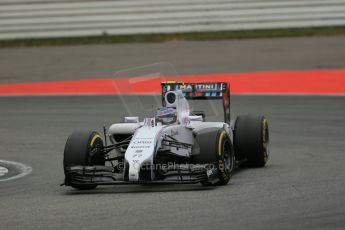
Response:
[161,81,231,124]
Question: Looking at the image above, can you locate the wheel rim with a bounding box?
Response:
[222,139,234,175]
[88,134,104,165]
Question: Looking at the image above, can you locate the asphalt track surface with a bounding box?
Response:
[0,95,345,230]
[0,36,345,230]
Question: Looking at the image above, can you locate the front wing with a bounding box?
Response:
[63,164,219,186]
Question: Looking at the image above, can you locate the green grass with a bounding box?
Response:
[1,26,345,48]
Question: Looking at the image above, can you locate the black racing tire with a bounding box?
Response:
[63,131,105,190]
[234,115,269,167]
[192,128,235,186]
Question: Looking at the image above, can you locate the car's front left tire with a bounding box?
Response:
[193,128,235,186]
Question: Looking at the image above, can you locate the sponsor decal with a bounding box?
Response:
[131,145,150,149]
[166,83,223,92]
[132,140,152,144]
[190,83,219,90]
[130,138,154,149]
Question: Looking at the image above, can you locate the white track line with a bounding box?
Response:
[0,160,32,182]
[0,166,9,176]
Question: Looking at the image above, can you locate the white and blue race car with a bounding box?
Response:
[62,81,269,189]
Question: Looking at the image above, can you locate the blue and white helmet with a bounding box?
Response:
[156,107,177,124]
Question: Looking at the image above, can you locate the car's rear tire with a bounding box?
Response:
[193,128,235,186]
[63,131,105,190]
[234,115,269,167]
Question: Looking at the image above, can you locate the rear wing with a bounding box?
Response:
[161,81,231,124]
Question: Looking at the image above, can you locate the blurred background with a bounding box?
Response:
[1,0,345,41]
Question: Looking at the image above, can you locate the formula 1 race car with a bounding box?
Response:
[62,81,269,189]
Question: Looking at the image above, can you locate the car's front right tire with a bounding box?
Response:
[63,131,105,190]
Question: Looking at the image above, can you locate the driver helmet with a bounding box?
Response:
[156,107,177,125]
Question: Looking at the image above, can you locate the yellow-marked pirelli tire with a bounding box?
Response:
[63,131,105,190]
[192,128,235,186]
[234,115,269,167]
